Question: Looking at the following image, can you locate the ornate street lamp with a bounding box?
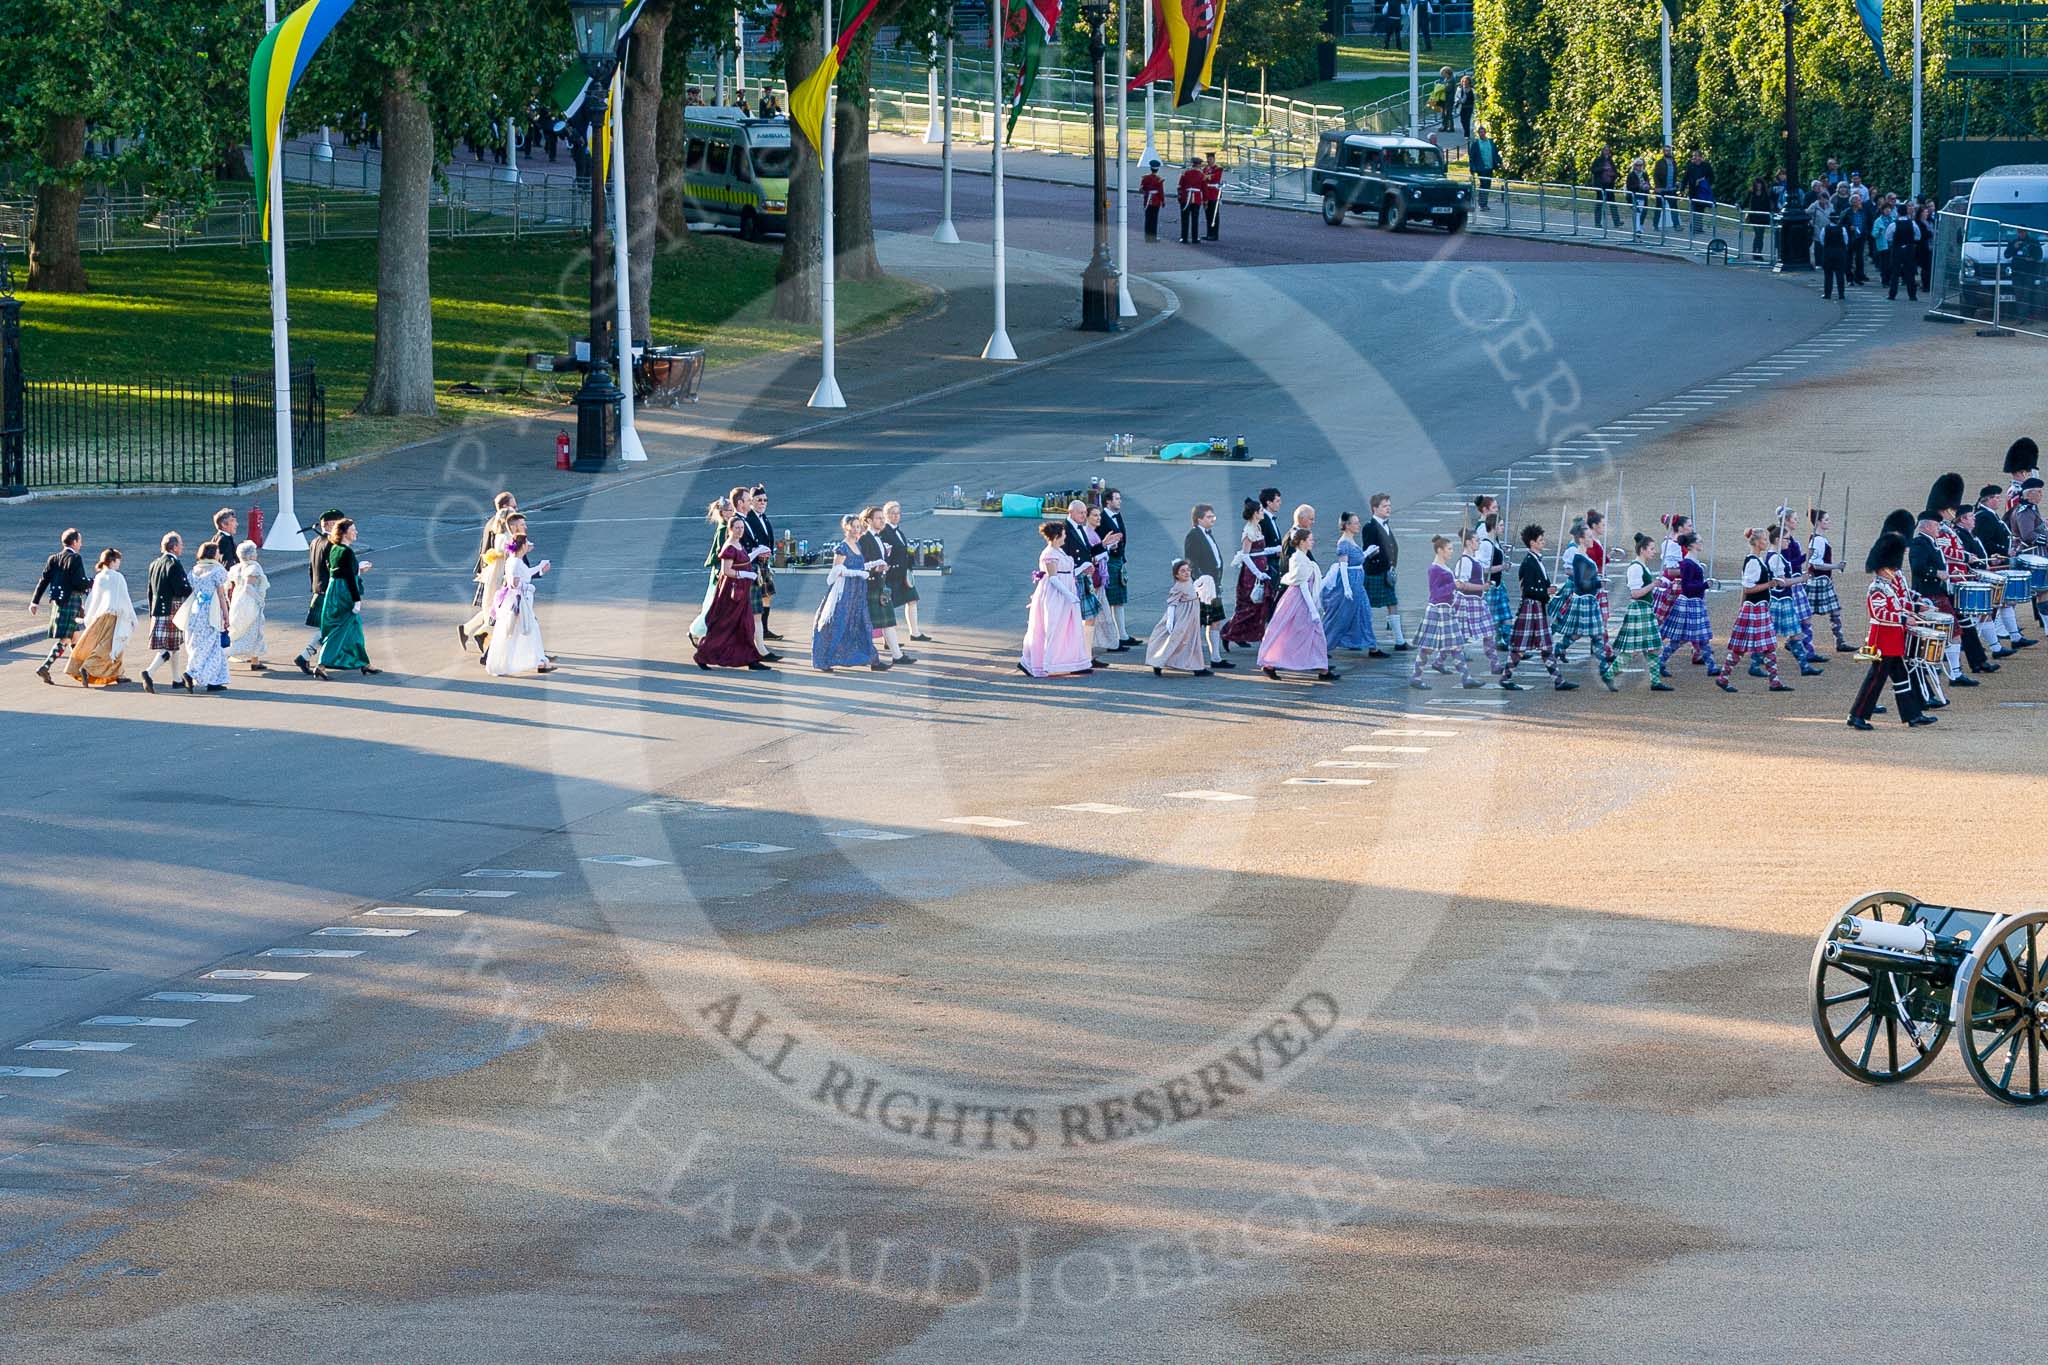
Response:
[1078,0,1121,332]
[1775,0,1813,273]
[570,0,626,468]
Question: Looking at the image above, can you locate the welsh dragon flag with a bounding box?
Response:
[1006,0,1061,137]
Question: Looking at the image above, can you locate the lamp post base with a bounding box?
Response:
[1775,217,1815,273]
[983,331,1018,361]
[572,367,623,471]
[1080,254,1121,333]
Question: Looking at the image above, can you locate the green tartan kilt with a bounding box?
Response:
[48,597,84,638]
[1610,599,1662,654]
[866,576,896,630]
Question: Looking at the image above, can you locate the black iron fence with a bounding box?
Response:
[17,363,325,490]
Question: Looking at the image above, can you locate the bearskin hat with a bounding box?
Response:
[1865,532,1907,574]
[2006,437,2039,476]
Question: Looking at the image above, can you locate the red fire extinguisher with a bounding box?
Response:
[247,505,266,546]
[556,431,572,470]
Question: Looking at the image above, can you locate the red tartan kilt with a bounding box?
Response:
[149,617,184,654]
[1507,598,1554,654]
[1652,573,1677,623]
[1727,599,1777,654]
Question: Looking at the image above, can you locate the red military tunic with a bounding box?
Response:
[1176,166,1206,206]
[1140,172,1166,209]
[1201,161,1223,202]
[1866,570,1909,656]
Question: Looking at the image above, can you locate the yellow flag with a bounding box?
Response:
[790,47,842,155]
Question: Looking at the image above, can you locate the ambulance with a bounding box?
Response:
[681,108,791,240]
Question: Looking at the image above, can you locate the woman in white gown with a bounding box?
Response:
[1019,523,1094,677]
[226,540,270,671]
[176,545,232,691]
[484,533,556,676]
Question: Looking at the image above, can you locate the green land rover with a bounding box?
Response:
[1310,132,1469,233]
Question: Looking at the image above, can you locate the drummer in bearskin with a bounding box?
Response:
[1848,530,1934,730]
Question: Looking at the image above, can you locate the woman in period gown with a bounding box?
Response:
[177,546,232,691]
[1319,513,1378,653]
[688,497,730,643]
[1145,560,1213,676]
[1220,499,1271,649]
[316,518,379,677]
[1258,531,1337,680]
[1019,523,1094,678]
[485,533,556,676]
[64,549,135,687]
[812,515,889,672]
[225,541,270,670]
[697,514,770,670]
[1086,507,1120,654]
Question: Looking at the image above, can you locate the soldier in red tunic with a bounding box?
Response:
[1176,161,1205,244]
[1139,159,1166,241]
[1202,151,1224,240]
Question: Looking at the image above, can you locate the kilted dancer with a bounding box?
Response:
[1611,535,1669,690]
[1775,512,1822,664]
[1656,532,1730,690]
[1760,523,1822,676]
[1553,520,1617,690]
[1476,505,1513,649]
[1452,527,1505,679]
[1501,524,1561,691]
[1654,514,1707,666]
[30,527,92,683]
[1410,536,1480,689]
[1805,507,1852,652]
[1727,528,1791,691]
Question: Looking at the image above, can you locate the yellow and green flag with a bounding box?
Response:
[791,0,882,154]
[248,0,358,240]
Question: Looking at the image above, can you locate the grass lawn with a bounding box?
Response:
[1276,36,1475,112]
[20,232,930,463]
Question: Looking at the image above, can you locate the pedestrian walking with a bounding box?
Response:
[1181,502,1232,669]
[1821,210,1850,300]
[484,532,556,676]
[1097,487,1134,646]
[1469,127,1499,211]
[1456,75,1475,140]
[1726,528,1792,691]
[860,506,914,665]
[139,532,193,695]
[294,509,344,672]
[1202,152,1223,240]
[1553,519,1618,690]
[207,508,241,568]
[1888,207,1924,301]
[1847,532,1932,730]
[1410,536,1479,689]
[177,542,232,693]
[880,501,930,642]
[1146,560,1213,677]
[315,518,379,678]
[1222,498,1273,648]
[64,548,136,689]
[1655,532,1730,690]
[1258,530,1336,680]
[1318,512,1377,653]
[1360,492,1402,652]
[1501,524,1560,691]
[1626,158,1650,237]
[1743,177,1774,260]
[1609,535,1668,690]
[1020,523,1093,678]
[30,527,92,684]
[696,509,770,672]
[1453,526,1506,679]
[812,515,889,673]
[1805,508,1852,652]
[743,484,781,646]
[1591,145,1620,229]
[225,541,270,671]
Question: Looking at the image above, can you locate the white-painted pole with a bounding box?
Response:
[925,53,944,141]
[716,52,728,106]
[985,6,1017,360]
[1140,0,1158,167]
[1660,8,1673,149]
[261,0,305,553]
[936,8,960,242]
[1910,0,1923,201]
[495,117,521,184]
[735,9,747,93]
[810,79,847,406]
[1407,1,1419,134]
[1116,0,1135,317]
[610,71,647,459]
[314,125,334,162]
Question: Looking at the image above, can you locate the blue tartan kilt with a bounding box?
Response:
[1551,592,1605,640]
[1660,595,1712,646]
[1453,592,1494,643]
[1412,602,1458,651]
[1078,577,1103,621]
[1790,583,1813,621]
[1105,557,1128,607]
[1365,570,1397,608]
[1806,573,1842,616]
[751,568,772,612]
[1768,594,1801,637]
[1485,581,1513,637]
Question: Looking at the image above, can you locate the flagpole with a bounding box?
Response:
[1139,0,1158,167]
[1660,7,1672,149]
[810,76,846,406]
[985,4,1018,361]
[1910,0,1923,201]
[1116,0,1134,317]
[936,5,960,242]
[610,69,647,458]
[735,8,747,95]
[262,0,306,553]
[1407,0,1419,134]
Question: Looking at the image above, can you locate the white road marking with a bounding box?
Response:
[1342,744,1432,753]
[629,800,731,815]
[0,1066,70,1078]
[581,855,673,867]
[940,816,1028,828]
[1054,803,1140,814]
[1426,699,1511,706]
[1168,790,1253,802]
[1371,729,1459,736]
[419,888,516,898]
[257,948,365,959]
[465,869,562,879]
[1314,760,1404,769]
[1284,778,1374,787]
[80,1016,194,1028]
[707,841,794,853]
[313,927,418,938]
[367,907,467,917]
[203,970,309,981]
[145,992,252,1003]
[18,1040,133,1052]
[828,829,918,840]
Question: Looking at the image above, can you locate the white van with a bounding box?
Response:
[1957,164,2048,310]
[682,108,792,240]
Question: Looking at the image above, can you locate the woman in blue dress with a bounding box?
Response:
[1318,512,1378,653]
[812,515,892,672]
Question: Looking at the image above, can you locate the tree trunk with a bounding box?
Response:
[656,79,687,245]
[358,71,436,417]
[773,22,825,324]
[833,37,884,284]
[27,113,88,293]
[625,0,672,342]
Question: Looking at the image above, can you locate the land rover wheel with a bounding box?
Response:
[1321,190,1345,226]
[1383,196,1410,232]
[1446,211,1467,234]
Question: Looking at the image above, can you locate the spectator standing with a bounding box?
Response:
[1653,146,1678,229]
[1743,177,1774,261]
[1889,204,1924,300]
[1456,76,1475,140]
[1468,126,1498,210]
[1378,0,1400,49]
[1625,157,1650,237]
[1432,66,1454,132]
[1416,0,1435,51]
[1591,145,1620,229]
[1917,200,1936,293]
[1872,193,1898,291]
[1806,181,1831,268]
[1684,149,1713,234]
[1820,209,1850,300]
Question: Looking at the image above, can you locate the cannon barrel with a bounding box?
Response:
[1822,939,1955,979]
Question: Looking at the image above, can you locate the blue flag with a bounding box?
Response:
[1856,0,1891,77]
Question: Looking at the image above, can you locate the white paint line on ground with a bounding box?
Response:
[203,970,309,982]
[581,855,673,868]
[940,816,1028,828]
[0,1066,69,1078]
[1314,760,1405,769]
[827,829,918,840]
[419,888,517,898]
[1426,699,1511,707]
[629,801,731,815]
[1342,744,1432,753]
[313,927,418,938]
[367,907,467,917]
[1372,729,1459,736]
[257,948,365,959]
[80,1016,194,1028]
[706,841,795,853]
[1168,790,1253,802]
[18,1040,132,1053]
[145,992,252,1004]
[1054,803,1140,815]
[465,869,562,879]
[1283,778,1374,787]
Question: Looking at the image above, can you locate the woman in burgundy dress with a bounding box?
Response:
[1220,498,1272,649]
[695,519,771,671]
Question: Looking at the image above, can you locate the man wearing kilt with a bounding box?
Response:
[1360,494,1405,650]
[741,486,780,651]
[1759,525,1824,677]
[139,532,194,695]
[880,502,930,643]
[1451,527,1505,680]
[1727,528,1791,691]
[1847,532,1934,729]
[1655,532,1732,691]
[1409,536,1480,689]
[1500,524,1560,691]
[1553,520,1618,690]
[859,507,913,666]
[1611,535,1670,690]
[1972,487,2033,649]
[1098,488,1135,648]
[30,528,92,684]
[1805,508,1853,652]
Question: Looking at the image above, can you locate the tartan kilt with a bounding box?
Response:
[1768,594,1801,637]
[1651,572,1678,624]
[891,576,921,608]
[1660,595,1712,646]
[1611,599,1662,654]
[149,616,184,654]
[1199,598,1226,626]
[866,577,896,630]
[751,566,773,611]
[1485,581,1513,639]
[1806,573,1842,616]
[1551,591,1605,640]
[1452,592,1494,643]
[1595,586,1611,622]
[48,597,84,639]
[1789,583,1813,621]
[1078,577,1102,622]
[1508,598,1554,655]
[1413,601,1458,652]
[1105,557,1128,607]
[1365,570,1397,609]
[1728,599,1778,654]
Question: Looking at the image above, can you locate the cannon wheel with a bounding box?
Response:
[1954,909,2048,1106]
[1810,891,1950,1085]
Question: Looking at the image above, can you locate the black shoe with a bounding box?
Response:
[457,623,468,648]
[361,666,381,676]
[1319,670,1341,681]
[314,666,332,681]
[1910,714,1939,726]
[1461,678,1486,689]
[1994,648,2015,659]
[763,630,786,641]
[1498,680,1525,690]
[1154,666,1164,676]
[1393,642,1412,652]
[760,652,784,662]
[1262,667,1280,679]
[1847,717,1875,731]
[1651,681,1675,692]
[1090,658,1108,668]
[1553,680,1579,691]
[1834,642,1857,653]
[871,660,892,671]
[1926,698,1948,708]
[910,634,933,642]
[1366,648,1389,659]
[1017,663,1032,676]
[1980,661,2001,673]
[1194,668,1213,676]
[1110,644,1131,653]
[1121,637,1141,647]
[142,674,156,694]
[1799,663,1824,677]
[1953,675,1981,687]
[183,674,195,693]
[36,664,52,685]
[747,661,772,671]
[1213,658,1235,669]
[295,655,312,675]
[2015,636,2038,647]
[894,654,918,665]
[205,683,227,692]
[698,661,710,671]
